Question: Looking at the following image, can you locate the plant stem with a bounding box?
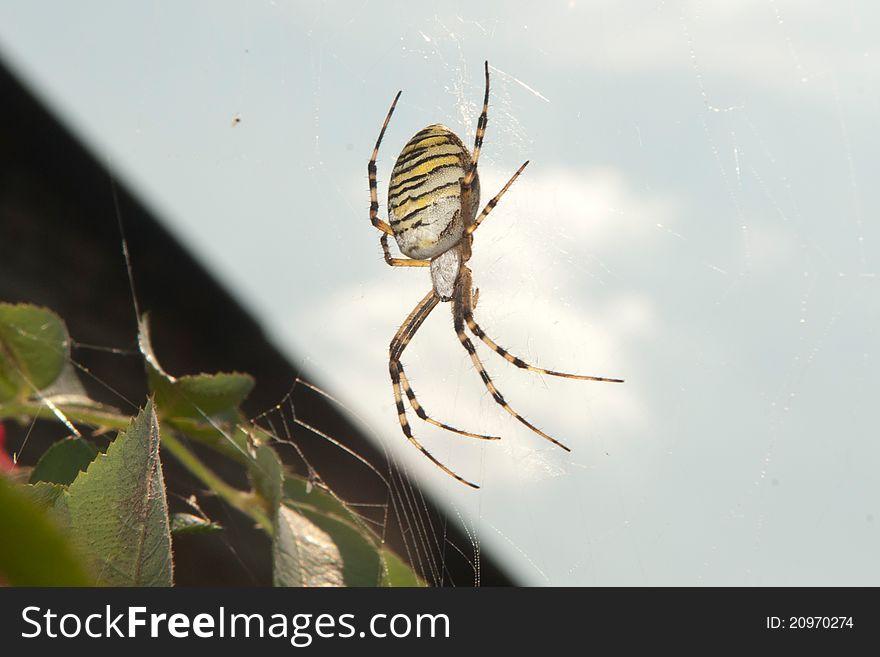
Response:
[159,432,273,534]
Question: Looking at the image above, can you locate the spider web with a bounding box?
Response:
[0,0,877,586]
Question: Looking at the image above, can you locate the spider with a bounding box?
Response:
[368,61,623,488]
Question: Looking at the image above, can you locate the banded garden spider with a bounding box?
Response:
[368,62,623,488]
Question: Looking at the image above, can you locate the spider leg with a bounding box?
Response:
[464,310,624,383]
[452,267,571,452]
[398,363,500,441]
[381,233,430,267]
[369,91,401,237]
[390,367,479,488]
[368,95,431,267]
[465,160,529,236]
[462,61,490,189]
[390,289,438,362]
[367,96,431,267]
[390,290,481,488]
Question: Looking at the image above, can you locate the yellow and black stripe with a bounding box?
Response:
[387,124,469,240]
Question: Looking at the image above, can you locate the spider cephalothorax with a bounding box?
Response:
[368,61,623,488]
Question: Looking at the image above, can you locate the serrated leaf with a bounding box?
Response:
[54,400,173,586]
[156,373,254,419]
[273,505,345,587]
[0,476,91,586]
[29,437,98,485]
[138,316,253,420]
[22,480,66,509]
[170,513,224,536]
[0,303,69,401]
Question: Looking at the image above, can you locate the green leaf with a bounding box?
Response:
[23,481,67,508]
[283,474,356,519]
[273,505,345,587]
[0,303,69,401]
[248,444,284,516]
[165,417,252,463]
[170,513,224,536]
[379,548,425,587]
[291,504,383,586]
[282,475,423,586]
[139,316,253,420]
[54,400,174,586]
[29,437,98,485]
[0,476,91,586]
[157,373,254,420]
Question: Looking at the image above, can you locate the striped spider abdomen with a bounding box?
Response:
[387,125,480,261]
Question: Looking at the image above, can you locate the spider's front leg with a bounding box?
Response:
[367,92,431,268]
[368,91,401,238]
[462,60,491,190]
[465,160,529,237]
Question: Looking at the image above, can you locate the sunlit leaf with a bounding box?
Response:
[54,400,173,586]
[282,475,423,587]
[170,512,224,536]
[273,505,344,587]
[292,504,382,586]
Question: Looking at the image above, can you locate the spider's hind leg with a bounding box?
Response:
[463,310,624,383]
[397,363,499,441]
[390,363,480,489]
[389,289,482,488]
[453,315,571,452]
[451,266,572,451]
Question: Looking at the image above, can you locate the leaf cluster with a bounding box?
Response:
[0,303,420,587]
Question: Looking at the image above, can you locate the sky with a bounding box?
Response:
[0,0,877,585]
